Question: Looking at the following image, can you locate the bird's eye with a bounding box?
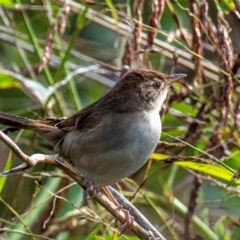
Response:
[153,82,161,90]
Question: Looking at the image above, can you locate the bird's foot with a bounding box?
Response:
[82,177,100,201]
[148,231,154,239]
[114,206,134,235]
[103,186,134,234]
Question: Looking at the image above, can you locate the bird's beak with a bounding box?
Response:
[166,74,187,85]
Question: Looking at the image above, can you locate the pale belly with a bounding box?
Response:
[60,111,161,186]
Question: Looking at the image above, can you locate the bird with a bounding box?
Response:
[0,69,186,187]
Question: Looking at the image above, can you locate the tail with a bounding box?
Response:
[0,111,64,146]
[0,111,46,130]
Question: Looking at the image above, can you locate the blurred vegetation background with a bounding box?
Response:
[0,0,240,239]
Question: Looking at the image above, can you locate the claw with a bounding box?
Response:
[103,187,134,234]
[114,206,134,235]
[148,231,154,239]
[82,177,100,201]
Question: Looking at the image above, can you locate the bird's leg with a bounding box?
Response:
[82,181,134,233]
[82,177,100,201]
[103,186,134,234]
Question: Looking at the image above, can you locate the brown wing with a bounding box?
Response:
[57,100,102,131]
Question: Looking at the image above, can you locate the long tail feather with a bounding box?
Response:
[0,111,64,146]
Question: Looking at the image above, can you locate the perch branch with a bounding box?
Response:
[0,130,166,240]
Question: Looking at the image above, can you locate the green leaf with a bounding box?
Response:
[84,224,103,240]
[104,0,118,26]
[151,152,240,185]
[151,153,169,160]
[176,161,240,184]
[214,216,231,240]
[0,156,12,194]
[218,0,235,13]
[0,0,13,7]
[171,101,197,116]
[0,73,21,88]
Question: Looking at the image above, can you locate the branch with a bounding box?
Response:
[0,130,166,240]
